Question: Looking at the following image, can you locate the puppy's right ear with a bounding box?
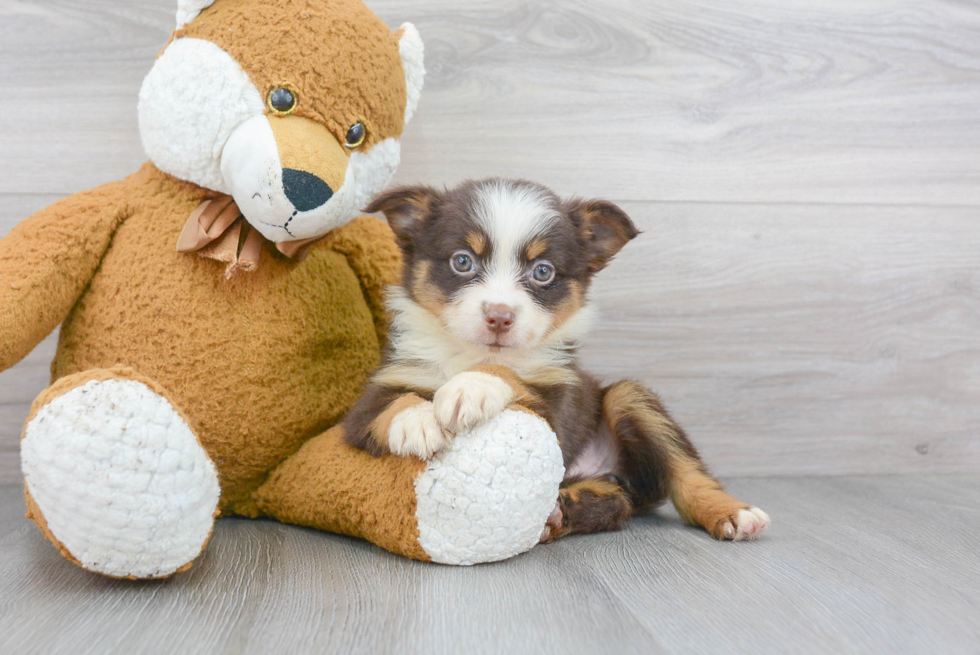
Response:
[365,186,441,252]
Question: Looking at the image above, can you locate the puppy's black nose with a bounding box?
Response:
[484,304,516,334]
[282,169,334,212]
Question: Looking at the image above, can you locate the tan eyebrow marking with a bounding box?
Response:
[526,238,547,261]
[466,232,486,256]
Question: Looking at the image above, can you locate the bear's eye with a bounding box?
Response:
[268,88,297,115]
[450,250,476,276]
[345,122,367,148]
[530,261,556,285]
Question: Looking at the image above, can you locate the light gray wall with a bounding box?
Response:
[1,0,978,482]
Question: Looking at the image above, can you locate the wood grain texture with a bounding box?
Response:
[2,0,980,203]
[581,202,980,476]
[1,0,979,482]
[1,475,978,654]
[381,0,980,205]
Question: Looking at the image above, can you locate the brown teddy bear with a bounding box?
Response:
[1,0,565,578]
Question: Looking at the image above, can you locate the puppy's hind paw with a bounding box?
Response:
[539,500,566,544]
[719,507,770,541]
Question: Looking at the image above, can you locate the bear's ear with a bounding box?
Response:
[396,23,425,126]
[176,0,216,30]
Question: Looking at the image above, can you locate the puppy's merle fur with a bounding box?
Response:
[344,179,769,543]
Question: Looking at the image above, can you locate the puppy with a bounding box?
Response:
[344,179,769,543]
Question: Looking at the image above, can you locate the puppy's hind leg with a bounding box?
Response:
[603,381,770,541]
[540,476,633,543]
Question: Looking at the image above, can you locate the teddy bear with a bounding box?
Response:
[1,0,563,579]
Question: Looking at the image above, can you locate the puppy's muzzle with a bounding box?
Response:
[484,303,516,335]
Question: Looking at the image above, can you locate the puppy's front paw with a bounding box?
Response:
[433,372,514,434]
[388,401,450,460]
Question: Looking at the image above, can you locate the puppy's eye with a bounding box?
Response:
[450,251,476,275]
[267,88,297,115]
[530,261,556,285]
[345,122,366,148]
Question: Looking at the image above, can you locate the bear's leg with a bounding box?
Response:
[255,408,565,565]
[20,367,220,579]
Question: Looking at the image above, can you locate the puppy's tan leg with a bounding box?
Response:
[603,381,770,541]
[668,459,770,541]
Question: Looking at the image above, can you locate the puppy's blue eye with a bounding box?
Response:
[531,261,555,285]
[450,251,475,275]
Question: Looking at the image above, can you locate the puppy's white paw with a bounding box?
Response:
[388,402,450,460]
[722,507,771,541]
[433,372,514,434]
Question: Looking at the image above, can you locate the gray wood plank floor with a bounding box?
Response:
[1,4,979,650]
[2,1,979,481]
[1,475,978,654]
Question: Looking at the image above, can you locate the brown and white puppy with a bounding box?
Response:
[345,179,770,543]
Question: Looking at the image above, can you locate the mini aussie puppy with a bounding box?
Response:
[345,179,770,543]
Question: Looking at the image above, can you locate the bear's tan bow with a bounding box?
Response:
[177,196,322,279]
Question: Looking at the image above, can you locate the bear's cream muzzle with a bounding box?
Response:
[220,114,358,243]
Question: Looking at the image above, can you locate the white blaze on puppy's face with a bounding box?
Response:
[441,182,560,349]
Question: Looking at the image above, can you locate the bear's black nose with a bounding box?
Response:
[282,169,334,212]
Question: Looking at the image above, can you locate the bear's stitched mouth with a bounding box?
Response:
[257,214,297,238]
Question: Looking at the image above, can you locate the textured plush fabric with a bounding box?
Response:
[43,163,400,514]
[256,425,430,562]
[256,407,563,565]
[179,0,407,152]
[139,36,265,194]
[413,410,564,565]
[0,182,129,371]
[176,0,215,29]
[22,367,220,579]
[22,366,215,579]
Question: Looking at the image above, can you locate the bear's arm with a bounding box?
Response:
[322,215,403,347]
[0,179,131,371]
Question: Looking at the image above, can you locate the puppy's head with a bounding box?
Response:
[367,179,638,350]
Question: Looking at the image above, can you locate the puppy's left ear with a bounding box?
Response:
[365,185,442,253]
[567,199,640,272]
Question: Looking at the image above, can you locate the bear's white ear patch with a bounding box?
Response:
[176,0,216,29]
[397,22,425,125]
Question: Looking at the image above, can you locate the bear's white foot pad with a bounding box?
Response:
[414,409,565,565]
[21,379,220,578]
